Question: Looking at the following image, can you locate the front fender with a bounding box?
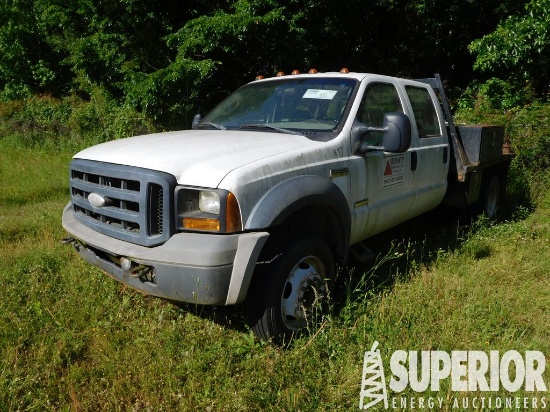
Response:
[245,175,351,250]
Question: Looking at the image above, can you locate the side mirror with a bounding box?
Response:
[354,112,411,154]
[381,112,411,152]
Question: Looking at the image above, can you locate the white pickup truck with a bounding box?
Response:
[62,71,513,343]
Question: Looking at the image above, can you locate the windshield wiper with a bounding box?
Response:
[240,124,303,136]
[197,122,227,130]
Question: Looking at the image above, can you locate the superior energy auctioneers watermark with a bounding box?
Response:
[359,341,548,410]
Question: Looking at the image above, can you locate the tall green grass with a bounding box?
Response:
[2,139,550,410]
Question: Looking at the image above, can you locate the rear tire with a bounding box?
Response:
[246,237,334,345]
[480,174,500,220]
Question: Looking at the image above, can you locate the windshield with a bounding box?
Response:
[199,77,358,140]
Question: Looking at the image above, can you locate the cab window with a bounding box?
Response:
[405,86,441,138]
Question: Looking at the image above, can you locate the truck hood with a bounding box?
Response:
[73,130,318,187]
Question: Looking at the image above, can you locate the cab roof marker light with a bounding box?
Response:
[256,68,350,80]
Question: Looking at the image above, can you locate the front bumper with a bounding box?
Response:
[62,203,268,305]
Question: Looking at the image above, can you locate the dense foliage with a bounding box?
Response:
[1,0,550,177]
[469,0,550,94]
[2,0,544,128]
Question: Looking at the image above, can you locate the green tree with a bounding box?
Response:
[0,0,200,100]
[0,0,534,128]
[0,0,69,99]
[32,0,189,97]
[123,0,311,127]
[126,0,521,127]
[469,0,550,94]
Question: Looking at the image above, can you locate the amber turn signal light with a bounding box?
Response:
[182,218,220,232]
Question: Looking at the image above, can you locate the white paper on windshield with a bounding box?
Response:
[302,89,338,100]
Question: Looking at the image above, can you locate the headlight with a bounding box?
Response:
[199,191,220,214]
[175,187,242,233]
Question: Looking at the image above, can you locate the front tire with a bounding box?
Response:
[246,237,334,345]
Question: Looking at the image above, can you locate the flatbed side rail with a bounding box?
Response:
[415,74,471,182]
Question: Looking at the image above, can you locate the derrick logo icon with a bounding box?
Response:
[359,341,388,409]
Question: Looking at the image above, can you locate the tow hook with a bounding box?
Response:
[120,257,155,283]
[129,266,150,279]
[61,236,80,251]
[61,236,74,244]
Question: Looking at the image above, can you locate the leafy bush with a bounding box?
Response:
[456,99,550,170]
[0,90,156,152]
[455,84,550,202]
[457,77,535,111]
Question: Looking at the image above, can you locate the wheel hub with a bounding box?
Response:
[281,256,326,331]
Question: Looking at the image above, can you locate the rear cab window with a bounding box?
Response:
[404,86,442,138]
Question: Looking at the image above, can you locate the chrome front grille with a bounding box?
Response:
[70,159,176,247]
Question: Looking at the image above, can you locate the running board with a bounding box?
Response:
[349,242,375,263]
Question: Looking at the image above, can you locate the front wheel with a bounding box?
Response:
[246,237,334,345]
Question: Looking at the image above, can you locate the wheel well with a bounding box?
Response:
[264,205,348,265]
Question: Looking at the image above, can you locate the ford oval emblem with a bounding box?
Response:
[88,192,108,208]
